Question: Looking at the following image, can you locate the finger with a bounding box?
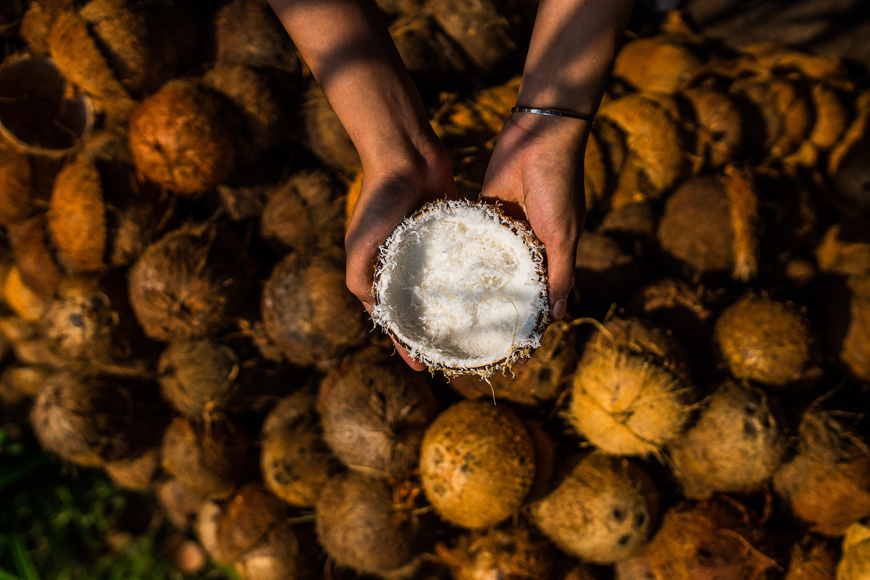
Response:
[392,338,428,371]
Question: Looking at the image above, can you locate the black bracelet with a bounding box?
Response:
[511,106,596,122]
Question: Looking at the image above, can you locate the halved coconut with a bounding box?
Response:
[371,199,549,376]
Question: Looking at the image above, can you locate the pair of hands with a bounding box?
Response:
[345,111,590,370]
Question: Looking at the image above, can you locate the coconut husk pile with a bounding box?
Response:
[3,2,870,579]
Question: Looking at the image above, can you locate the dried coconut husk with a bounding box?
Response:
[633,498,776,580]
[261,387,341,507]
[215,483,289,563]
[816,223,870,278]
[233,520,302,580]
[597,93,690,205]
[315,470,423,576]
[597,201,657,244]
[104,447,160,491]
[729,72,814,160]
[828,92,870,219]
[0,364,51,405]
[0,143,37,227]
[195,500,230,564]
[260,170,345,253]
[613,35,704,94]
[10,214,66,299]
[202,62,291,166]
[0,313,65,367]
[449,320,576,407]
[773,409,870,537]
[157,338,239,417]
[784,536,838,580]
[567,316,693,457]
[160,415,254,499]
[390,15,470,97]
[828,275,870,382]
[156,477,207,530]
[212,0,301,75]
[259,248,368,367]
[421,0,516,75]
[743,42,851,86]
[657,166,759,283]
[48,9,135,120]
[30,369,164,468]
[3,265,48,321]
[714,293,814,388]
[667,380,785,499]
[20,1,62,54]
[0,54,93,158]
[801,82,852,158]
[128,79,237,195]
[838,522,870,580]
[678,79,747,170]
[419,399,536,529]
[128,223,251,342]
[439,76,521,141]
[531,453,658,564]
[435,522,556,580]
[584,130,610,213]
[302,83,360,174]
[318,347,439,477]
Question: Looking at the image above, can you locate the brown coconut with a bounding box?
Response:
[48,8,135,118]
[128,223,251,342]
[419,399,536,529]
[157,338,238,417]
[156,477,207,530]
[567,317,693,457]
[233,520,301,580]
[104,447,160,491]
[657,166,759,282]
[667,380,785,499]
[128,79,236,195]
[194,500,230,564]
[435,523,556,580]
[714,292,814,387]
[679,80,747,169]
[773,409,870,537]
[260,170,346,253]
[10,214,65,299]
[449,320,577,407]
[0,363,51,405]
[390,15,469,97]
[0,313,65,367]
[826,91,870,217]
[318,347,439,477]
[613,36,704,94]
[0,144,36,227]
[261,387,341,507]
[30,369,163,468]
[302,84,360,175]
[838,522,870,580]
[583,129,611,213]
[828,275,870,381]
[315,470,422,575]
[634,499,776,580]
[20,0,69,55]
[816,223,870,278]
[160,415,254,499]
[212,0,301,74]
[421,0,516,75]
[259,249,368,367]
[573,230,644,309]
[3,265,48,322]
[531,453,659,564]
[784,536,838,580]
[743,42,851,85]
[215,483,289,563]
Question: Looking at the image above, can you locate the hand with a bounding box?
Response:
[480,111,590,320]
[345,147,458,370]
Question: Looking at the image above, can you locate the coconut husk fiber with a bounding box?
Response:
[0,143,36,227]
[10,214,66,299]
[436,523,556,580]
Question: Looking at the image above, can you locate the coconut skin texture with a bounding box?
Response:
[773,410,870,537]
[318,347,439,476]
[667,380,785,499]
[838,522,870,580]
[128,79,236,195]
[784,537,838,580]
[419,399,536,529]
[10,213,66,299]
[372,199,549,377]
[315,470,421,576]
[435,523,556,580]
[531,453,659,565]
[261,388,341,507]
[215,483,289,564]
[233,520,301,580]
[0,143,36,227]
[714,293,813,387]
[157,338,238,417]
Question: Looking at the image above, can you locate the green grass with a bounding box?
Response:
[0,416,236,580]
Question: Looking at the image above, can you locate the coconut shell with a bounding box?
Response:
[233,520,301,580]
[390,15,469,97]
[679,80,746,169]
[419,399,536,529]
[0,364,51,405]
[128,80,236,195]
[30,370,163,467]
[212,0,301,74]
[773,409,870,537]
[667,381,785,499]
[20,0,66,54]
[318,347,439,476]
[10,214,65,299]
[714,293,813,387]
[315,470,421,575]
[0,144,36,227]
[260,249,368,367]
[3,265,48,321]
[261,388,341,507]
[161,415,254,499]
[156,478,207,530]
[834,275,870,381]
[104,447,160,491]
[78,0,150,95]
[827,91,870,218]
[260,170,345,253]
[302,84,360,175]
[422,0,516,75]
[157,338,239,417]
[574,230,644,309]
[128,224,250,342]
[216,483,289,563]
[583,129,610,213]
[815,223,870,278]
[613,36,704,94]
[784,537,838,580]
[838,522,870,580]
[743,41,851,85]
[531,453,659,564]
[436,523,556,580]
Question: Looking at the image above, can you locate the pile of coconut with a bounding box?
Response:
[2,0,870,579]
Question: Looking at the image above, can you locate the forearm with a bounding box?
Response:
[267,0,441,168]
[517,0,634,115]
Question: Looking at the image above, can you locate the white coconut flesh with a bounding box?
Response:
[372,200,549,374]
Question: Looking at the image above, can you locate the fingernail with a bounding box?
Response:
[552,299,566,319]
